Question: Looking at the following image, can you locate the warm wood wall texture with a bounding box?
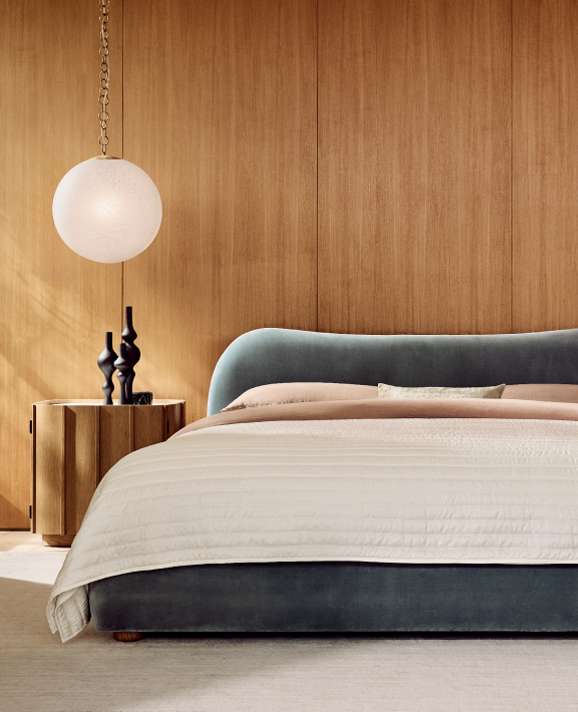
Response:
[1,1,123,529]
[1,0,577,527]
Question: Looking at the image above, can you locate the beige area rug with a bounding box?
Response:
[3,532,578,712]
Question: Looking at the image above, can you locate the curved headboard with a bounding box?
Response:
[207,328,578,415]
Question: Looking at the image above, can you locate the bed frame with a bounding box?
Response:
[88,327,578,640]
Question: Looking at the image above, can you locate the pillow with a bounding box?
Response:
[222,382,376,411]
[377,383,506,400]
[503,384,578,403]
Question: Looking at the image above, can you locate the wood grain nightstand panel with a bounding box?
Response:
[98,406,133,479]
[32,400,185,545]
[34,405,66,536]
[65,407,100,535]
[134,407,165,450]
[165,402,185,439]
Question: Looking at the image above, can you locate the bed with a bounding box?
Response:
[47,327,578,641]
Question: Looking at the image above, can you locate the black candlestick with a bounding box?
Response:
[97,332,117,405]
[114,343,132,405]
[122,306,141,404]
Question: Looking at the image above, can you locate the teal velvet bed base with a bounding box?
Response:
[90,562,578,634]
[90,328,578,634]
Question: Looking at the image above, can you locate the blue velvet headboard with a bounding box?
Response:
[207,328,578,415]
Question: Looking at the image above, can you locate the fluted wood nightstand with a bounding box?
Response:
[31,399,185,546]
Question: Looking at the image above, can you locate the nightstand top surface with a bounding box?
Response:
[33,399,185,407]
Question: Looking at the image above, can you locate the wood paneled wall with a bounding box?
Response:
[318,0,512,333]
[0,1,122,529]
[122,0,317,419]
[1,0,578,526]
[513,0,578,331]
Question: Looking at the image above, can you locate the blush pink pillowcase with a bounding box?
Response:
[222,382,377,411]
[502,384,578,403]
[221,382,578,412]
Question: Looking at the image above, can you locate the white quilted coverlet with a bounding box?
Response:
[48,418,578,641]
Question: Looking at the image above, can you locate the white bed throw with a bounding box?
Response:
[48,417,578,641]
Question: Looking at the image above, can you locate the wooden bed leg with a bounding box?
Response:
[113,631,143,643]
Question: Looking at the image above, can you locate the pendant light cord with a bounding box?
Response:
[98,0,111,156]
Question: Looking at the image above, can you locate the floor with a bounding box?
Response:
[3,532,578,712]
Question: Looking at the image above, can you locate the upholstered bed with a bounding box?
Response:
[47,328,578,640]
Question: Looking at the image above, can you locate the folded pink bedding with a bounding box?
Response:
[220,381,578,412]
[176,397,578,436]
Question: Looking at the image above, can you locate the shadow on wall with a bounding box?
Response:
[0,208,120,527]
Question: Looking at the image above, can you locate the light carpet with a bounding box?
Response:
[2,532,578,712]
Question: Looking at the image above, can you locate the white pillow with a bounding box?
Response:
[378,383,505,400]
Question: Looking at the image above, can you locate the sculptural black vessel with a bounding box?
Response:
[122,306,141,404]
[114,343,132,405]
[97,332,118,405]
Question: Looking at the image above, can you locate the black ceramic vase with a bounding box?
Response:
[97,332,118,405]
[114,343,132,405]
[122,306,141,404]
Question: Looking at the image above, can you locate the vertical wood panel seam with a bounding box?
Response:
[121,263,125,333]
[60,407,66,535]
[94,408,101,486]
[129,406,135,450]
[315,0,319,331]
[121,0,124,160]
[510,0,514,332]
[120,0,125,331]
[31,406,36,532]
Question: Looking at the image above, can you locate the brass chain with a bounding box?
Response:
[98,0,110,155]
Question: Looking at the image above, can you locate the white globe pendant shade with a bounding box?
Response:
[52,157,162,263]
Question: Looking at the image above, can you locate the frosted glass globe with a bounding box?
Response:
[52,157,162,263]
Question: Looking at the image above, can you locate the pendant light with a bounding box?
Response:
[52,0,162,264]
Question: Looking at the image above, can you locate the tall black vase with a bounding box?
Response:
[97,332,118,405]
[122,306,141,404]
[114,342,131,405]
